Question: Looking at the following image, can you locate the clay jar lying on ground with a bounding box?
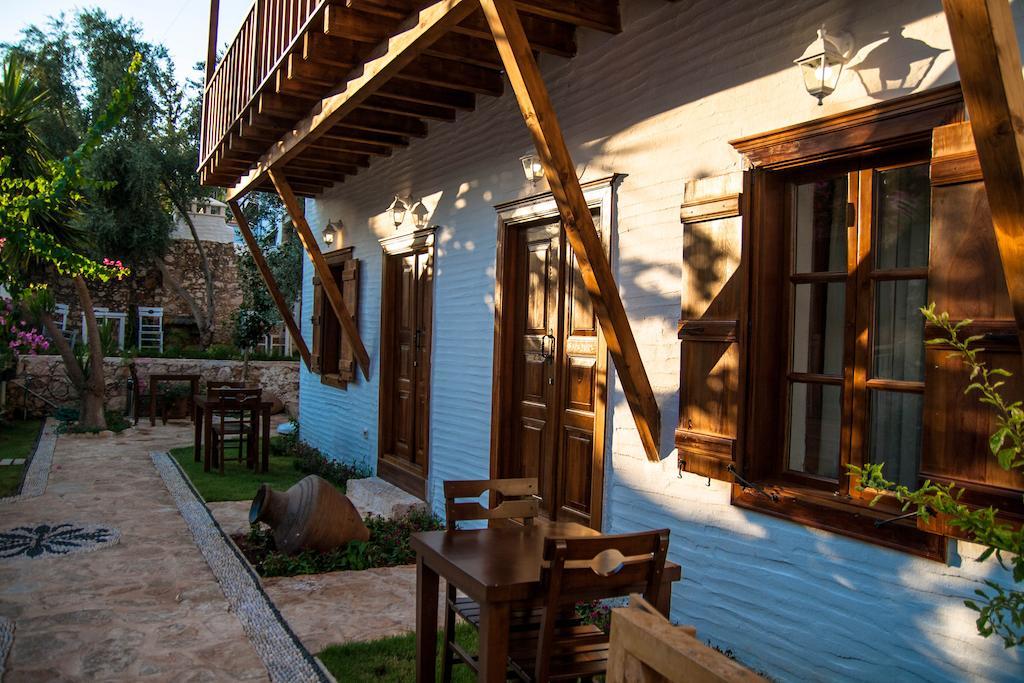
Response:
[249,475,369,554]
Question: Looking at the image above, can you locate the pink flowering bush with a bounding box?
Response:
[0,297,49,374]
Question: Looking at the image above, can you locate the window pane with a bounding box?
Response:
[794,176,848,273]
[791,282,846,376]
[873,279,927,381]
[788,382,842,479]
[875,164,930,270]
[868,390,923,488]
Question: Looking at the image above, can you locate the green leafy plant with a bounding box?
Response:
[848,303,1024,647]
[240,510,445,578]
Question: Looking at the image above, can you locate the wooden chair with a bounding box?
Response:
[210,387,262,474]
[441,478,540,682]
[507,529,670,682]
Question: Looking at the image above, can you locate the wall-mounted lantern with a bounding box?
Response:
[410,201,430,230]
[322,219,340,246]
[794,27,853,105]
[388,195,409,228]
[520,153,544,185]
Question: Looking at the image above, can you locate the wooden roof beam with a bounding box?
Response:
[350,0,619,34]
[377,80,476,110]
[362,93,457,121]
[226,0,480,202]
[456,9,576,58]
[943,0,1024,350]
[229,198,313,371]
[481,0,663,463]
[270,170,371,377]
[395,55,504,97]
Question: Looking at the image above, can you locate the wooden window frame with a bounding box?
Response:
[730,85,966,561]
[313,246,358,390]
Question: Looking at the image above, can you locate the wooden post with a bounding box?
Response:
[269,170,372,380]
[942,0,1024,351]
[228,198,312,371]
[480,0,663,462]
[206,0,220,85]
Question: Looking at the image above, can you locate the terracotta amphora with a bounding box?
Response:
[249,475,369,554]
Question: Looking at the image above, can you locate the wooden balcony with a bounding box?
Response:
[198,0,622,197]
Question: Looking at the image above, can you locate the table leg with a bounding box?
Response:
[261,406,270,473]
[656,577,674,617]
[193,405,203,463]
[203,408,213,473]
[478,601,510,682]
[149,384,157,427]
[415,556,440,683]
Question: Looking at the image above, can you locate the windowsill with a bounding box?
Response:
[320,373,348,390]
[731,481,948,562]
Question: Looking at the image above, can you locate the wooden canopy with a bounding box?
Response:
[202,0,664,461]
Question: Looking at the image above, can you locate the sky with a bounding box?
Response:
[0,0,253,83]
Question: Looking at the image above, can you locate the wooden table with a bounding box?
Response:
[192,394,272,474]
[148,374,200,426]
[411,522,682,682]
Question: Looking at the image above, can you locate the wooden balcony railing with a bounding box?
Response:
[200,0,322,167]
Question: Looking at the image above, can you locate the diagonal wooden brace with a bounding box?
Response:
[481,0,662,462]
[942,0,1024,352]
[228,198,312,371]
[269,170,372,380]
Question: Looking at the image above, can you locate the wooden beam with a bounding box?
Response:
[227,0,479,202]
[205,0,220,85]
[269,169,371,379]
[481,0,662,462]
[229,199,312,371]
[942,0,1024,350]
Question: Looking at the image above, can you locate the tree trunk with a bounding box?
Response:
[40,313,87,391]
[166,189,217,347]
[152,257,208,344]
[73,275,107,431]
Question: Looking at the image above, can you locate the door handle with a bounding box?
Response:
[541,334,556,361]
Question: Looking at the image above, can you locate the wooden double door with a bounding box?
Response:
[379,238,434,499]
[494,217,607,529]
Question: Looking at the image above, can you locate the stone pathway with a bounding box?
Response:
[0,422,268,681]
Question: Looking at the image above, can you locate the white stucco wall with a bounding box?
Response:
[297,0,1023,679]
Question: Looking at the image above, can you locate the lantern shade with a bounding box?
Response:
[794,29,848,105]
[520,154,543,183]
[322,221,336,245]
[388,196,409,227]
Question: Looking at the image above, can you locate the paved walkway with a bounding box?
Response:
[0,421,268,681]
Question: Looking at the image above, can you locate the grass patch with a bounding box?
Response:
[0,418,42,497]
[318,625,478,683]
[169,438,317,502]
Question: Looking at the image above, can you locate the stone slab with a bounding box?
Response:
[346,476,427,521]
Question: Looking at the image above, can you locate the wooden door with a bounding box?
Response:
[502,217,606,528]
[379,243,433,498]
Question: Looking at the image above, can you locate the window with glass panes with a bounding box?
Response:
[784,158,930,494]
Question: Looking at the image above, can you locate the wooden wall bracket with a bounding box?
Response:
[269,169,372,380]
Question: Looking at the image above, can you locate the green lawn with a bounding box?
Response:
[169,438,316,502]
[318,626,478,683]
[0,418,42,497]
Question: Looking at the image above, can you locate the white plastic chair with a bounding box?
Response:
[137,306,164,353]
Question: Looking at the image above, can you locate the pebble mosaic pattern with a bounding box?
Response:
[0,418,56,504]
[151,451,330,683]
[0,523,120,559]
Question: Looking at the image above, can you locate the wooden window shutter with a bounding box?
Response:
[676,172,747,481]
[310,275,323,374]
[922,121,1024,521]
[337,257,360,383]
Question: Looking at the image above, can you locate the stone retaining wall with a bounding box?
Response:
[11,355,299,417]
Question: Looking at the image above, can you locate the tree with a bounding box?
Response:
[231,194,301,351]
[5,10,219,347]
[0,53,137,430]
[849,304,1024,648]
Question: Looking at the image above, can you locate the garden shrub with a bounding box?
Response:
[240,509,445,577]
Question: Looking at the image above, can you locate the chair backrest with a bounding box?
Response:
[137,306,164,352]
[212,387,262,424]
[442,478,539,530]
[534,529,670,682]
